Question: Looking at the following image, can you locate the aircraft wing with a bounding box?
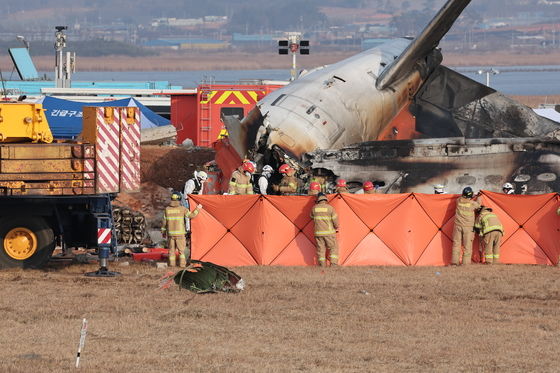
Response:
[376,0,471,90]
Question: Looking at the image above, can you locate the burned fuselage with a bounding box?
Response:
[222,0,560,194]
[303,138,560,194]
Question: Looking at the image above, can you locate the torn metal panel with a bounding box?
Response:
[303,138,560,194]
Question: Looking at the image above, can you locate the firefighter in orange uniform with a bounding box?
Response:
[308,181,321,196]
[161,192,202,267]
[228,161,255,195]
[273,164,299,195]
[451,187,481,266]
[310,193,340,267]
[474,206,504,264]
[335,179,349,193]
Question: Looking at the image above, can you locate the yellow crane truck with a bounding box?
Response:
[0,103,140,276]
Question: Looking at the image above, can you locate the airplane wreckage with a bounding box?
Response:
[224,0,560,194]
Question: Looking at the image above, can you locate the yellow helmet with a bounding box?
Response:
[171,192,182,201]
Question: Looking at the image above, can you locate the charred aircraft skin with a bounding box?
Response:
[303,138,560,194]
[223,0,560,193]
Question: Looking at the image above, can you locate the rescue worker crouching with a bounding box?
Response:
[335,179,349,193]
[310,193,339,267]
[474,206,504,264]
[162,192,203,268]
[451,187,481,266]
[228,161,255,195]
[273,164,299,195]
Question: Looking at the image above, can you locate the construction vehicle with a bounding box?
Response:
[0,103,140,276]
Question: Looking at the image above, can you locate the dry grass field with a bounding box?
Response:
[1,261,559,372]
[2,50,560,72]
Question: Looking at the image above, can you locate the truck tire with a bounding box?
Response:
[0,216,55,269]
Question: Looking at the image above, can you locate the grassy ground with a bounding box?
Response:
[1,261,559,372]
[2,50,560,72]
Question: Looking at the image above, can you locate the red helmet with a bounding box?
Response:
[309,182,321,191]
[279,164,291,174]
[242,162,255,173]
[336,179,347,188]
[363,181,374,191]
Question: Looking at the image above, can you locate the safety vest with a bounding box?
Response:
[475,211,503,236]
[192,178,202,194]
[228,170,254,195]
[162,202,199,236]
[311,202,339,236]
[255,175,271,195]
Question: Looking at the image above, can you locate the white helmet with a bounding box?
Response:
[502,182,514,193]
[433,184,445,194]
[262,165,273,175]
[195,171,208,181]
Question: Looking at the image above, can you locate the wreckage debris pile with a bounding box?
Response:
[112,206,147,245]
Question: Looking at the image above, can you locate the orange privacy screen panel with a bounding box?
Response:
[189,192,559,266]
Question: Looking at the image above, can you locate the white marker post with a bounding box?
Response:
[75,318,88,368]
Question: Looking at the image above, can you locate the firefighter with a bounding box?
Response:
[257,165,274,195]
[363,181,376,194]
[228,161,255,195]
[310,193,339,267]
[474,206,504,264]
[273,164,299,195]
[184,171,208,196]
[308,181,321,196]
[451,186,481,266]
[161,192,203,267]
[502,182,515,194]
[335,179,349,193]
[311,175,327,193]
[434,184,446,194]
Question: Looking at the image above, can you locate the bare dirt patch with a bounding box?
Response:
[114,145,214,228]
[1,263,559,372]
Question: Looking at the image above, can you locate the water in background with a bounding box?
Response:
[39,66,560,96]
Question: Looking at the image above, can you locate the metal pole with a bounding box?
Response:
[291,52,297,81]
[486,72,490,87]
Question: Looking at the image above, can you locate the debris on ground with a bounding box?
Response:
[159,260,245,293]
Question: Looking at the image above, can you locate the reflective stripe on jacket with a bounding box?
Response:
[310,202,339,236]
[228,169,254,195]
[278,175,298,195]
[475,211,503,236]
[161,201,199,236]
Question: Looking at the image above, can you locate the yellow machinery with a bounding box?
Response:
[0,103,53,143]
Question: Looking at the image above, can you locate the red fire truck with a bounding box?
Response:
[169,81,286,147]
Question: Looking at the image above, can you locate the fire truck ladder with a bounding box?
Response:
[198,77,215,147]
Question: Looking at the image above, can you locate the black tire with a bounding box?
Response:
[0,216,55,269]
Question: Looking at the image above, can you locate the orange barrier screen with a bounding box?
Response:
[189,192,560,266]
